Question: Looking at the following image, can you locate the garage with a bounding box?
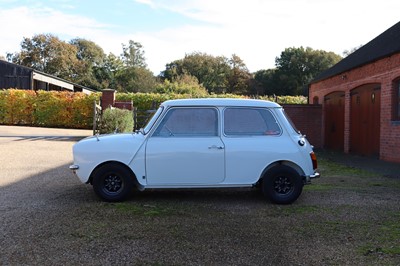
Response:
[350,84,381,156]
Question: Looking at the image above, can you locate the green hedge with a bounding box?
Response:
[0,89,100,129]
[115,92,306,110]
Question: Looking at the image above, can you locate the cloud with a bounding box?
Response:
[0,6,112,53]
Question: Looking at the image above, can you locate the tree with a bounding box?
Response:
[115,67,157,93]
[343,45,363,57]
[70,38,106,88]
[8,34,82,81]
[121,40,147,68]
[93,53,124,90]
[162,52,232,93]
[254,69,279,95]
[273,47,342,95]
[227,54,252,94]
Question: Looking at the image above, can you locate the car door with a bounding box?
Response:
[145,107,225,186]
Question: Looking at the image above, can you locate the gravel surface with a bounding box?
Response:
[1,136,399,265]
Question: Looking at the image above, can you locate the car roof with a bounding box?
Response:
[161,98,281,108]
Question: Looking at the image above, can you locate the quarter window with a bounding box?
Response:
[153,108,218,137]
[224,108,281,136]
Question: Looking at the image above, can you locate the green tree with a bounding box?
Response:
[274,47,342,95]
[70,38,106,89]
[121,40,147,68]
[227,54,252,95]
[8,34,82,81]
[114,40,157,92]
[162,52,231,93]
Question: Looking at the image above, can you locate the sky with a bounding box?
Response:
[0,0,399,75]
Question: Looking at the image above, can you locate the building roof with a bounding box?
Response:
[0,60,96,93]
[311,21,400,83]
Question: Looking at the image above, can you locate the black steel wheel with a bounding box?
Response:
[262,165,303,204]
[92,163,134,202]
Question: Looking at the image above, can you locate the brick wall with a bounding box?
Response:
[101,89,133,111]
[309,53,400,163]
[283,104,322,148]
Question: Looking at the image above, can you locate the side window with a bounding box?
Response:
[153,108,218,137]
[224,108,281,136]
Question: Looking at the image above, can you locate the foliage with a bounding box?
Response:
[115,66,157,93]
[7,34,83,81]
[162,52,231,94]
[70,38,106,89]
[7,33,343,97]
[7,35,156,93]
[121,40,147,68]
[273,47,342,95]
[155,74,208,96]
[99,108,134,134]
[0,89,99,128]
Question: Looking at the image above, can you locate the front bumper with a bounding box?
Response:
[69,164,79,171]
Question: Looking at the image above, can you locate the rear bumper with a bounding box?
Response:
[303,172,320,184]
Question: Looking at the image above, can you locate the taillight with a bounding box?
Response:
[310,152,318,170]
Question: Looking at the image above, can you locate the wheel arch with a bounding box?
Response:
[89,161,141,189]
[260,160,305,182]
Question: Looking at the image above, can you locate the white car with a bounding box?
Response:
[70,98,320,204]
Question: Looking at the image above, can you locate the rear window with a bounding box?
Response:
[224,108,281,136]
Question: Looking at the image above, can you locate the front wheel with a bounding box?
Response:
[262,165,303,204]
[92,163,134,202]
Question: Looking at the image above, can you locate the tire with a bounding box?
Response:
[92,163,134,202]
[262,165,303,204]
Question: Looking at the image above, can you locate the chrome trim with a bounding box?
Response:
[303,172,320,184]
[309,172,320,179]
[69,164,79,170]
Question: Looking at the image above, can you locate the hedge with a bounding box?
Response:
[115,92,307,110]
[0,89,100,129]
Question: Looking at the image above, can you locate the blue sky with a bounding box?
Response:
[1,0,399,75]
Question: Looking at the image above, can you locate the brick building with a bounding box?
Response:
[309,21,400,163]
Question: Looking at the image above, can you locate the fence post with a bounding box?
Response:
[93,100,97,135]
[93,100,102,135]
[133,107,138,131]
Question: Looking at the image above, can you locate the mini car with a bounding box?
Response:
[70,98,320,204]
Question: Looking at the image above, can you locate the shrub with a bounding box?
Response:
[0,89,100,128]
[99,108,134,134]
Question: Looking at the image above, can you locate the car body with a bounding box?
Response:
[70,98,320,204]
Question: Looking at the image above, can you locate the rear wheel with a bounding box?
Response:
[92,163,134,202]
[262,165,303,204]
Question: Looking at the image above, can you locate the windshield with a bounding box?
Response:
[143,106,164,134]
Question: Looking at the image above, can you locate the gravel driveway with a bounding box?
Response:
[1,134,399,265]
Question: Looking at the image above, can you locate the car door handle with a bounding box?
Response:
[208,145,224,150]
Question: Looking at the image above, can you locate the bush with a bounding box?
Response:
[0,89,100,128]
[99,108,134,134]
